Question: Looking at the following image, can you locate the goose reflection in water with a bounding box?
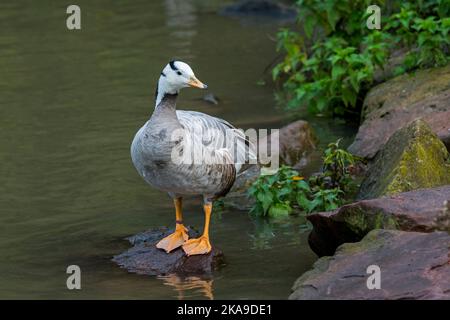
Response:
[158,274,214,300]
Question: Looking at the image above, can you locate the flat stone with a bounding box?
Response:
[308,185,450,256]
[290,230,450,300]
[112,227,224,276]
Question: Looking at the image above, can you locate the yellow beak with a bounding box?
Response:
[188,76,208,89]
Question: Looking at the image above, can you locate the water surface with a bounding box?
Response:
[0,0,355,299]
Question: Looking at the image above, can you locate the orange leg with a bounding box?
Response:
[156,198,189,253]
[182,202,212,256]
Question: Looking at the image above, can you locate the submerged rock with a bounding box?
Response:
[308,185,450,256]
[358,119,450,200]
[202,92,220,105]
[112,227,224,276]
[349,65,450,159]
[219,0,297,21]
[290,229,450,300]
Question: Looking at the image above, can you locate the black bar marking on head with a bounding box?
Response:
[161,71,166,77]
[169,60,178,71]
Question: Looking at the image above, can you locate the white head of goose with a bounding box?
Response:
[131,60,256,256]
[155,60,207,107]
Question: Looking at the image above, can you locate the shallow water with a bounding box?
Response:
[0,0,355,299]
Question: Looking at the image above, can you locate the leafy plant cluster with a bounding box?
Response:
[248,139,360,217]
[273,0,449,116]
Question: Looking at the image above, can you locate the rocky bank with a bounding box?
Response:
[308,185,450,256]
[348,64,450,159]
[290,229,450,300]
[292,65,450,300]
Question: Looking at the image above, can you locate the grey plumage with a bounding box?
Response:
[131,94,255,201]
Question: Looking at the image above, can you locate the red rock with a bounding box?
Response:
[349,65,450,159]
[307,185,450,256]
[290,230,450,300]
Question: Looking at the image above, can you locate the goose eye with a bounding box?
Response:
[176,71,182,76]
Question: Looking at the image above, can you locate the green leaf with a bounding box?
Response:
[297,180,311,191]
[418,32,429,46]
[304,14,316,38]
[331,65,345,80]
[307,197,322,213]
[296,193,310,211]
[326,8,340,31]
[349,74,360,92]
[257,190,273,214]
[277,186,292,197]
[268,203,292,217]
[316,96,328,112]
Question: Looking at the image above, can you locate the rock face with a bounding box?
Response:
[358,119,450,200]
[307,185,450,256]
[348,65,450,159]
[259,120,318,170]
[112,228,224,276]
[290,229,450,300]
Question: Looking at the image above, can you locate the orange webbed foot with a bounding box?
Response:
[182,235,212,256]
[156,225,189,253]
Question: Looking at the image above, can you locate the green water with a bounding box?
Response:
[0,0,355,299]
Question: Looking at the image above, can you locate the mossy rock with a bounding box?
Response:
[358,119,450,199]
[348,64,450,159]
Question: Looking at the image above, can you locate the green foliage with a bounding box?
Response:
[322,138,361,191]
[248,166,298,217]
[273,0,450,116]
[386,7,450,73]
[248,139,361,217]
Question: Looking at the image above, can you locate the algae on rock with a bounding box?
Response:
[358,119,450,199]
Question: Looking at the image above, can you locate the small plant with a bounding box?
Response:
[322,139,361,192]
[295,180,344,213]
[309,188,344,212]
[248,139,361,217]
[248,166,299,217]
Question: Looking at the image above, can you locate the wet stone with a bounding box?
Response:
[112,227,224,276]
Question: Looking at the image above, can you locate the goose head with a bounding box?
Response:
[155,60,207,107]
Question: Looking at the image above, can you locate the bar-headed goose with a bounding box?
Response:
[131,60,255,256]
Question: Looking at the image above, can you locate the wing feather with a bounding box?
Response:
[176,110,256,173]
